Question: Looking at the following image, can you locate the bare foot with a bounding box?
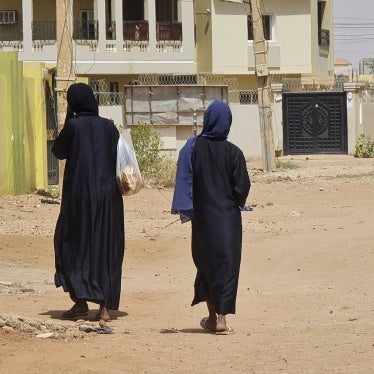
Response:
[95,305,110,321]
[216,314,228,333]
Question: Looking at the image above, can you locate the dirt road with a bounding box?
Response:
[0,155,373,373]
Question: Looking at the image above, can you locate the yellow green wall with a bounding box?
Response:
[23,62,48,190]
[0,52,48,195]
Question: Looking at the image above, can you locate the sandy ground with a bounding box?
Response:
[0,154,374,374]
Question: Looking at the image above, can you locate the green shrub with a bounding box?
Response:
[355,133,374,158]
[153,157,177,188]
[129,122,177,187]
[276,160,299,169]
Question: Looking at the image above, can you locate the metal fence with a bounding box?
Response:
[0,23,22,41]
[32,20,56,41]
[95,92,125,106]
[282,76,347,93]
[92,74,350,108]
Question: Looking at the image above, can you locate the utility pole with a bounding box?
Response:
[249,0,276,172]
[56,0,75,184]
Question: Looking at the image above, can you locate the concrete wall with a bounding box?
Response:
[228,105,261,157]
[0,53,49,195]
[99,105,123,126]
[310,0,333,76]
[0,0,21,13]
[33,0,56,20]
[0,52,26,194]
[23,62,49,190]
[362,104,374,139]
[198,0,332,76]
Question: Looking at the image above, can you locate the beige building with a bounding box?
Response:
[0,0,339,193]
[334,58,352,81]
[196,0,333,86]
[1,0,334,91]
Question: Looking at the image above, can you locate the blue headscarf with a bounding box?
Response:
[171,100,232,222]
[201,99,232,139]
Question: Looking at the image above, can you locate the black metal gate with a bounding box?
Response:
[283,92,347,155]
[45,81,59,184]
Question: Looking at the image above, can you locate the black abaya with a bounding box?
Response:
[191,136,250,315]
[52,86,124,310]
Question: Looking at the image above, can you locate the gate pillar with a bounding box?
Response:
[344,83,365,154]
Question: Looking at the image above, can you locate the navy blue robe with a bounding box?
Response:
[191,136,250,314]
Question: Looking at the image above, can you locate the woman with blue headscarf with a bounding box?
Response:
[172,100,250,334]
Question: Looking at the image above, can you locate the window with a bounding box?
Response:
[123,0,144,21]
[0,10,17,24]
[155,0,181,41]
[80,10,96,39]
[156,0,178,22]
[247,15,271,41]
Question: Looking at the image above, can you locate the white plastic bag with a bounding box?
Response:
[116,131,142,196]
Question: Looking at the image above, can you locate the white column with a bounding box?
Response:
[94,0,106,51]
[344,83,365,154]
[22,0,33,52]
[146,0,156,51]
[113,0,123,47]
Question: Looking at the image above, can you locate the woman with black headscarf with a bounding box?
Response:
[52,83,124,322]
[172,100,251,334]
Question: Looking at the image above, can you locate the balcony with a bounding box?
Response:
[32,21,56,42]
[73,20,98,41]
[156,21,182,42]
[0,22,22,42]
[123,20,149,42]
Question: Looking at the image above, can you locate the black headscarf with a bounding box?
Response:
[67,83,99,115]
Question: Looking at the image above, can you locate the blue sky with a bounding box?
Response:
[334,0,374,68]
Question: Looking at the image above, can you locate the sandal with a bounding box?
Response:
[200,317,234,335]
[62,308,88,319]
[200,317,216,333]
[216,326,234,335]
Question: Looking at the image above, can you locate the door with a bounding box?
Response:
[81,10,95,39]
[45,81,59,185]
[283,92,347,155]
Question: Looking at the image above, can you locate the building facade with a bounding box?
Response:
[0,0,336,193]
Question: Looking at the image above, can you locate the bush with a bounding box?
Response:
[153,157,176,188]
[130,122,176,187]
[355,133,374,158]
[276,160,299,169]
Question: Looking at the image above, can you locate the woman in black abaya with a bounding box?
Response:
[52,83,124,322]
[172,100,251,334]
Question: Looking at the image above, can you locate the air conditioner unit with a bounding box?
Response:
[0,10,18,24]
